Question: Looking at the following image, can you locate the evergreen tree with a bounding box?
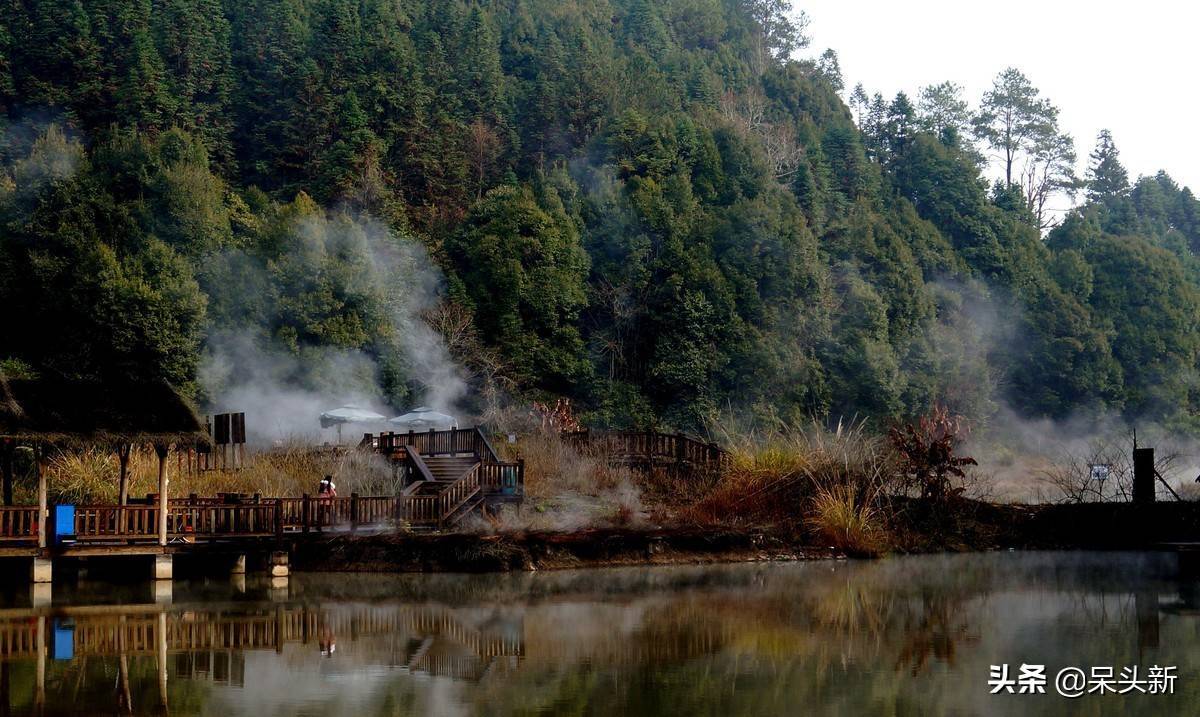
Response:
[1086,129,1130,201]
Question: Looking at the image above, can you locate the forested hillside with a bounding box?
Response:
[2,0,1199,433]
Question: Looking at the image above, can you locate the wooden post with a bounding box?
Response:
[350,492,360,532]
[1133,447,1156,504]
[302,493,311,534]
[154,444,169,547]
[36,444,47,550]
[117,443,132,506]
[275,499,284,539]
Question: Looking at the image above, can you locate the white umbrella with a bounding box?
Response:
[319,405,387,443]
[388,406,458,432]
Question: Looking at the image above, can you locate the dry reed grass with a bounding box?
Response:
[681,420,897,554]
[488,430,643,531]
[9,441,398,504]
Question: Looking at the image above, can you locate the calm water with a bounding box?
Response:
[1,552,1199,716]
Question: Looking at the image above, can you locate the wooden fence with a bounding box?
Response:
[363,426,503,463]
[563,429,725,475]
[0,494,478,545]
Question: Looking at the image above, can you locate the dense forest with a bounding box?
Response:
[2,0,1199,434]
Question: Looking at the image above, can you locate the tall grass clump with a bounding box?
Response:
[494,430,642,530]
[31,440,398,504]
[684,420,897,555]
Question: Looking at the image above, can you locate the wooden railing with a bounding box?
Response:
[363,426,499,461]
[0,484,524,543]
[74,505,158,540]
[406,447,437,483]
[170,503,278,539]
[479,462,523,496]
[563,429,725,473]
[0,506,38,542]
[433,463,481,526]
[73,503,279,541]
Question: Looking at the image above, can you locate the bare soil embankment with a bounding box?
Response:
[285,501,1200,573]
[289,527,840,573]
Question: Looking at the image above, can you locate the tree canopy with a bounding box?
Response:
[2,0,1200,433]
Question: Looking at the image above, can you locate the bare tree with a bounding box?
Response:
[1020,131,1080,231]
[1042,433,1181,503]
[719,87,803,180]
[467,119,502,200]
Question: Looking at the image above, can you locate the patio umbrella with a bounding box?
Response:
[387,406,458,432]
[319,405,387,442]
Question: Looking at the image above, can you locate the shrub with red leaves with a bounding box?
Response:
[889,404,978,502]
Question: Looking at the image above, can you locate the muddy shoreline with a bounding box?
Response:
[285,501,1200,573]
[289,527,843,572]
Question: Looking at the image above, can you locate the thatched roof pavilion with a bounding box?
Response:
[0,371,210,548]
[0,374,209,448]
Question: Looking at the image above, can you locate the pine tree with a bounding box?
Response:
[1086,129,1129,202]
[917,81,971,148]
[816,48,843,92]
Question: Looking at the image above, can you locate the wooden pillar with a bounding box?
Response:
[350,492,360,532]
[117,443,132,506]
[35,444,47,551]
[155,444,169,547]
[302,494,311,534]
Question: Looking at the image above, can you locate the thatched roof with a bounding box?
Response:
[0,373,210,447]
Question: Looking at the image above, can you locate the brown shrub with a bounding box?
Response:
[681,420,898,551]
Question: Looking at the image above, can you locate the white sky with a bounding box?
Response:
[801,0,1199,198]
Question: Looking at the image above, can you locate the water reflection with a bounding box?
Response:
[0,552,1198,715]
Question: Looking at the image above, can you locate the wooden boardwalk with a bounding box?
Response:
[563,429,725,475]
[0,427,524,558]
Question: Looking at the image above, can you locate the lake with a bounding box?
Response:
[1,552,1197,715]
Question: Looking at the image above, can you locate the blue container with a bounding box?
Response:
[51,505,75,544]
[50,619,74,660]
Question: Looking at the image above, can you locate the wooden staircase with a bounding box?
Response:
[363,427,523,529]
[423,456,479,482]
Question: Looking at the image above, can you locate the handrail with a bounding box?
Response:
[436,463,481,526]
[563,429,726,464]
[405,446,436,483]
[474,426,502,464]
[365,427,505,464]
